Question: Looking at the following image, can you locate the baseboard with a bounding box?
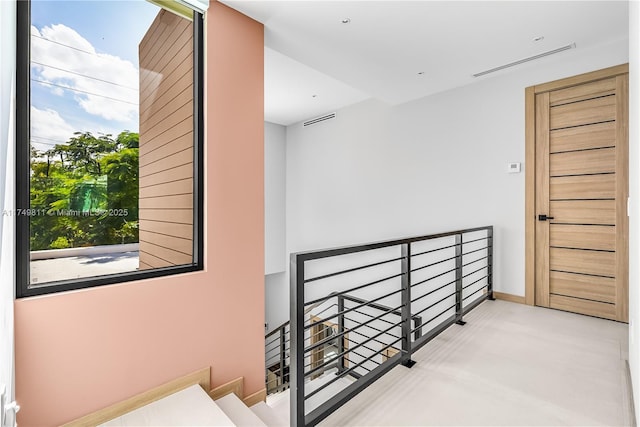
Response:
[493,291,526,304]
[209,377,244,400]
[243,388,267,407]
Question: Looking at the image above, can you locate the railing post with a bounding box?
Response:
[455,233,466,325]
[337,295,345,373]
[400,243,415,368]
[487,226,495,300]
[290,254,306,427]
[279,326,286,389]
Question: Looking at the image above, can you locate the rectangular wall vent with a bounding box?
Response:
[472,43,576,78]
[303,112,336,127]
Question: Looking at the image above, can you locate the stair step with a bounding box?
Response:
[215,393,267,427]
[250,401,288,427]
[267,372,355,422]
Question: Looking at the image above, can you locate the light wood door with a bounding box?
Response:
[534,71,628,322]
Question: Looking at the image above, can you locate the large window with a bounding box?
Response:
[16,0,204,297]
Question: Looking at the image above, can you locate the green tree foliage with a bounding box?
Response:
[30,131,139,250]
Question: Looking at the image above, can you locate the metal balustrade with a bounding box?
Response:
[265,226,494,426]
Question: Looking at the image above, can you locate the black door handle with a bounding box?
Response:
[538,214,555,221]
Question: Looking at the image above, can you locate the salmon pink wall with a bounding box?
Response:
[14,3,264,425]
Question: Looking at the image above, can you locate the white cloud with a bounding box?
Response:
[30,106,76,151]
[31,24,139,124]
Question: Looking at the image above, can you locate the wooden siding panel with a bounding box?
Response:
[139,178,192,198]
[140,132,192,167]
[139,194,193,210]
[138,10,194,270]
[139,220,193,240]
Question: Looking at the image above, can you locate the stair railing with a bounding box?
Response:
[289,226,494,426]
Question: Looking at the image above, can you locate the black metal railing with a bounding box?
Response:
[289,226,494,426]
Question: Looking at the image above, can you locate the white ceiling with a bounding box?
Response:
[220,1,629,126]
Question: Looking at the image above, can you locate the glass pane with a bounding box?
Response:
[29,0,195,285]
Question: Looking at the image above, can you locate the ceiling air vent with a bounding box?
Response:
[472,43,576,78]
[304,113,336,127]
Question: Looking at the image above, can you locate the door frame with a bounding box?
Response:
[524,63,629,309]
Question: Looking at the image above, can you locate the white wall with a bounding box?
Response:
[286,38,628,299]
[627,0,639,421]
[0,0,16,408]
[264,121,288,332]
[265,121,286,274]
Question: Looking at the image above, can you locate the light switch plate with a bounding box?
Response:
[507,162,521,173]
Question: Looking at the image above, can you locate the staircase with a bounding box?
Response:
[211,370,353,426]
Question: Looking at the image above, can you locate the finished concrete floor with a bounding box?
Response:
[320,300,631,426]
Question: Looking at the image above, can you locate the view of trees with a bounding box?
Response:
[30,131,139,251]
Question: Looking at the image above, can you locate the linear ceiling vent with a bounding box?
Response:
[472,43,576,78]
[304,113,336,127]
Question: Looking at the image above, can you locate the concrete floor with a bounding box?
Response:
[30,251,139,284]
[319,300,631,426]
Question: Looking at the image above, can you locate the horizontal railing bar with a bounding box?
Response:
[293,226,493,262]
[411,314,457,353]
[342,294,402,319]
[410,277,457,304]
[305,303,403,354]
[410,254,457,274]
[304,352,403,427]
[411,242,460,258]
[305,272,404,307]
[461,246,488,257]
[462,285,487,302]
[462,255,488,268]
[265,322,289,339]
[411,266,457,288]
[305,336,403,401]
[411,304,456,334]
[304,319,403,379]
[308,303,339,319]
[304,338,400,400]
[462,236,490,245]
[349,308,397,327]
[410,293,456,321]
[461,265,488,280]
[463,293,489,315]
[462,274,488,290]
[344,317,400,340]
[344,317,401,349]
[306,288,402,332]
[344,354,375,373]
[343,338,384,359]
[304,257,404,284]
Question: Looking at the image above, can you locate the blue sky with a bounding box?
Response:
[30,0,160,151]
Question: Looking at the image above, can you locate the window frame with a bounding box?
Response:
[15,0,205,298]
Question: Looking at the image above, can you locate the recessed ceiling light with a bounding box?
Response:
[341,18,351,24]
[533,36,544,42]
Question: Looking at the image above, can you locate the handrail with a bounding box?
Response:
[265,291,340,340]
[289,226,494,427]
